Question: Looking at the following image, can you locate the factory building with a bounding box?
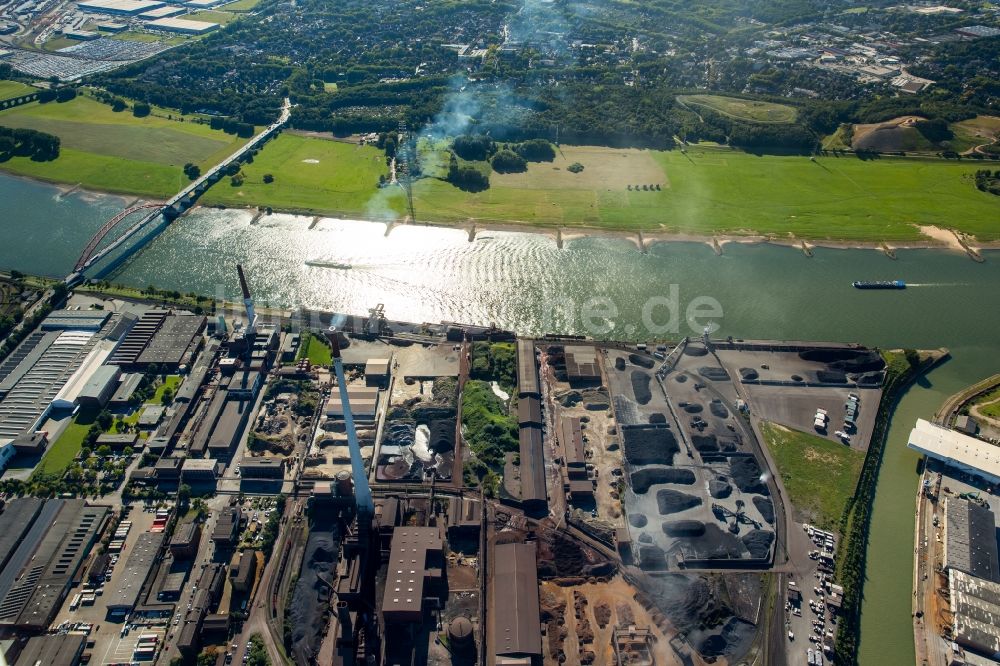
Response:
[212,506,242,546]
[145,16,219,33]
[10,431,47,456]
[0,311,125,443]
[0,499,44,575]
[108,371,143,407]
[380,526,443,624]
[77,0,166,14]
[364,357,391,387]
[909,419,1000,486]
[239,456,284,479]
[950,569,1000,659]
[105,531,165,616]
[12,633,86,666]
[944,498,1000,583]
[40,309,111,331]
[518,396,542,428]
[518,426,547,513]
[0,500,108,631]
[95,432,139,450]
[207,397,253,454]
[517,339,540,398]
[492,542,541,663]
[181,457,219,481]
[446,497,481,539]
[325,385,379,422]
[108,309,205,369]
[230,549,257,592]
[139,4,183,17]
[564,345,601,383]
[76,364,121,408]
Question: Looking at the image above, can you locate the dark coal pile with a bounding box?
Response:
[429,419,456,452]
[692,435,719,452]
[696,618,756,659]
[682,402,703,414]
[622,425,679,465]
[730,457,769,494]
[638,544,667,570]
[675,523,743,559]
[629,513,648,528]
[631,467,695,493]
[718,437,739,453]
[675,374,688,383]
[684,346,708,357]
[752,497,774,524]
[741,530,775,559]
[656,489,702,515]
[289,524,339,663]
[648,413,666,424]
[709,400,729,419]
[699,367,730,381]
[791,374,804,382]
[383,420,415,447]
[800,348,885,373]
[613,396,640,425]
[663,520,706,537]
[629,353,655,368]
[638,532,653,544]
[615,357,626,371]
[857,373,884,386]
[709,479,732,499]
[816,370,848,384]
[631,370,652,404]
[739,368,758,380]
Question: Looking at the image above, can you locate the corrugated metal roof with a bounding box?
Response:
[493,542,541,658]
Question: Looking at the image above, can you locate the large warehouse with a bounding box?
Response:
[145,16,219,33]
[944,498,999,583]
[492,542,541,663]
[908,419,1000,485]
[950,569,1000,660]
[108,309,205,369]
[0,500,108,631]
[0,310,131,447]
[77,0,166,14]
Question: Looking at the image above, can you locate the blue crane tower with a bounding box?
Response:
[326,329,374,526]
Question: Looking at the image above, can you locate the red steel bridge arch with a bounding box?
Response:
[73,203,163,273]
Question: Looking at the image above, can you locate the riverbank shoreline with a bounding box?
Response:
[8,169,1000,254]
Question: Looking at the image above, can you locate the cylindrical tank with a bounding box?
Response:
[335,470,354,497]
[448,616,474,652]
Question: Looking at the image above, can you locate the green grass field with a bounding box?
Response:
[0,95,254,197]
[34,408,98,477]
[222,0,262,10]
[296,331,332,366]
[0,80,36,100]
[201,133,388,212]
[152,375,181,403]
[971,387,1000,421]
[201,136,1000,241]
[677,94,798,124]
[761,422,864,532]
[189,9,238,24]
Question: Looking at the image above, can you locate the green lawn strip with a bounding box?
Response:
[296,331,332,366]
[189,9,238,24]
[760,421,864,533]
[0,80,36,100]
[972,387,1000,420]
[677,94,798,123]
[34,407,99,477]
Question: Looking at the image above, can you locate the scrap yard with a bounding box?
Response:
[0,273,897,666]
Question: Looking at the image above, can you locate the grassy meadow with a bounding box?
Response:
[677,94,798,123]
[760,421,864,532]
[0,80,36,100]
[199,135,1000,241]
[0,94,255,197]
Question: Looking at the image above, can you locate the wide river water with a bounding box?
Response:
[3,172,1000,664]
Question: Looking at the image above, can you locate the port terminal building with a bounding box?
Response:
[908,419,1000,486]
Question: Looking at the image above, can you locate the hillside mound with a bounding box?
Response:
[852,116,936,152]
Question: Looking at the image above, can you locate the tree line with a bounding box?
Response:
[0,126,60,161]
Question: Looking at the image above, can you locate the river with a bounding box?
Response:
[3,173,1000,664]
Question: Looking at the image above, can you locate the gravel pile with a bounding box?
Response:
[709,479,732,499]
[623,425,679,465]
